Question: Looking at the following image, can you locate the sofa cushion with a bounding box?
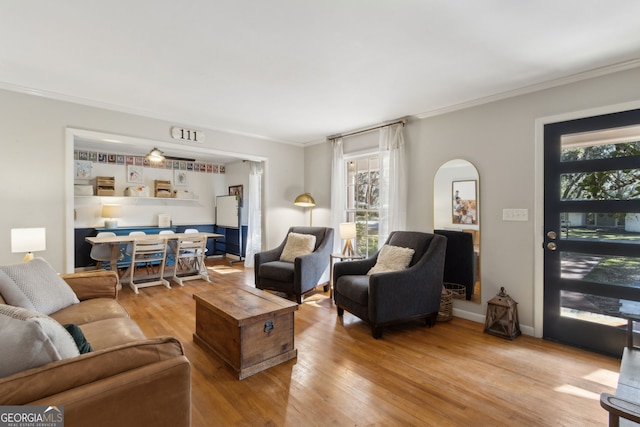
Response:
[367,245,415,275]
[0,258,79,315]
[280,232,316,263]
[49,298,130,326]
[0,269,36,311]
[79,317,147,350]
[0,304,80,377]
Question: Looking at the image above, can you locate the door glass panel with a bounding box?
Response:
[561,251,640,286]
[561,124,640,162]
[561,140,640,162]
[560,290,632,327]
[559,213,640,242]
[560,169,640,200]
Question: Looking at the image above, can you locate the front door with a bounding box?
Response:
[543,108,640,356]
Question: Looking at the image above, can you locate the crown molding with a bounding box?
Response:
[0,81,303,147]
[415,58,640,120]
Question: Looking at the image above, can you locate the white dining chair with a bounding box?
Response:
[128,236,170,294]
[90,231,123,270]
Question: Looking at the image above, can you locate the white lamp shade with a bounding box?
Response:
[339,222,357,239]
[11,228,46,253]
[101,204,121,218]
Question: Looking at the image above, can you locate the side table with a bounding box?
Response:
[329,252,365,299]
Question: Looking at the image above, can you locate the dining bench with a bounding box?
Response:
[601,313,640,426]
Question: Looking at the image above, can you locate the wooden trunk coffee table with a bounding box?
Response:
[193,284,299,380]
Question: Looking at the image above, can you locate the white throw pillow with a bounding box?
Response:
[0,304,80,377]
[280,233,317,263]
[367,244,416,275]
[0,258,79,315]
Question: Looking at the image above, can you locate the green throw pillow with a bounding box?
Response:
[63,323,93,354]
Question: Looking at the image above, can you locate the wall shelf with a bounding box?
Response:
[74,196,201,205]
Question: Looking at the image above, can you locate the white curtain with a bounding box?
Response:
[378,124,407,242]
[330,138,345,253]
[244,161,263,268]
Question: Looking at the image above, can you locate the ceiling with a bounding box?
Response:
[2,1,640,145]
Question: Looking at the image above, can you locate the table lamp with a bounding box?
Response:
[339,222,357,256]
[294,193,315,226]
[102,204,121,228]
[11,227,46,262]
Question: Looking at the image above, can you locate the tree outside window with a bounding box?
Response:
[345,156,381,256]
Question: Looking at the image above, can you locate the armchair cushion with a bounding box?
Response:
[0,304,79,377]
[338,275,370,305]
[367,245,415,275]
[0,258,79,315]
[280,232,316,262]
[259,261,295,283]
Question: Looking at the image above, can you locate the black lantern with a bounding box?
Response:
[484,287,521,340]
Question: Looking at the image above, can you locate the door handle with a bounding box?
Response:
[547,242,557,251]
[547,231,557,240]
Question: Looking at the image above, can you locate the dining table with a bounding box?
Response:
[85,232,224,284]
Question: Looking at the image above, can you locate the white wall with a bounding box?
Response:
[0,88,305,271]
[304,66,640,333]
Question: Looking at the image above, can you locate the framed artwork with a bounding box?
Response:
[174,170,188,186]
[452,180,477,225]
[75,161,92,179]
[127,165,144,184]
[229,185,243,206]
[229,185,243,197]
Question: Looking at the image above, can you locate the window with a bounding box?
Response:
[345,155,381,256]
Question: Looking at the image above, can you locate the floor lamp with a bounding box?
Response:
[294,193,315,226]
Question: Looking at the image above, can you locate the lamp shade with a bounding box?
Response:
[101,204,121,219]
[11,228,46,253]
[294,193,315,207]
[339,222,357,239]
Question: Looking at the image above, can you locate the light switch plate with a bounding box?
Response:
[503,208,528,221]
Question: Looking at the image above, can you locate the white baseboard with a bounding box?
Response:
[452,308,533,337]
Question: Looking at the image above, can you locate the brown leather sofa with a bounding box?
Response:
[0,270,191,427]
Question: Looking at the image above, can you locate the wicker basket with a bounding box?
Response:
[444,282,467,300]
[438,289,453,322]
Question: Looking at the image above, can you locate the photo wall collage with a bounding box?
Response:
[73,149,226,178]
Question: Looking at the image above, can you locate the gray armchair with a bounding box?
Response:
[255,226,334,303]
[333,231,447,338]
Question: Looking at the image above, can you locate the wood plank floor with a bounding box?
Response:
[117,258,621,426]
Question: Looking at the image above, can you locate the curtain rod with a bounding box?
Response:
[326,117,409,141]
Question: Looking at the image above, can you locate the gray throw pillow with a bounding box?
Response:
[0,258,79,315]
[0,304,80,377]
[0,269,36,311]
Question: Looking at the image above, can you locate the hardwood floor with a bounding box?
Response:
[117,258,620,426]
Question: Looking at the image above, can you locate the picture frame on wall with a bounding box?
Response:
[452,180,477,225]
[229,185,243,206]
[75,161,92,179]
[174,170,188,186]
[127,165,144,184]
[228,185,243,197]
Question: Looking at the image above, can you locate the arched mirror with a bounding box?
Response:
[433,159,480,303]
